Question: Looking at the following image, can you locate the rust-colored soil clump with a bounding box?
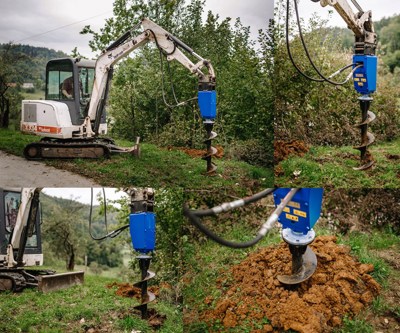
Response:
[106,282,160,299]
[274,140,309,164]
[200,236,380,333]
[167,145,224,159]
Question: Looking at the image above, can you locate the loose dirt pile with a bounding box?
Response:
[200,236,380,333]
[274,140,309,164]
[167,145,224,159]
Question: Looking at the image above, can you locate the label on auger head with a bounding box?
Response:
[198,90,216,120]
[353,55,377,95]
[273,189,323,234]
[129,212,156,253]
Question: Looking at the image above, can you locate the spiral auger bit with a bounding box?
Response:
[203,120,218,174]
[353,95,376,170]
[351,53,378,170]
[128,188,156,319]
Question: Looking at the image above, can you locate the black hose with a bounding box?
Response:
[183,205,264,248]
[287,0,360,85]
[191,188,275,217]
[89,188,129,241]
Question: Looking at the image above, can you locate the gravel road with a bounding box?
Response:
[0,151,99,187]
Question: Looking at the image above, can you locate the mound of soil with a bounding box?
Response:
[274,140,309,163]
[201,236,380,333]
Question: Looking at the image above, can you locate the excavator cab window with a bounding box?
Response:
[46,59,74,100]
[0,190,40,254]
[78,67,94,116]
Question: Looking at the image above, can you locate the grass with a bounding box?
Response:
[275,138,400,188]
[0,275,182,333]
[0,128,273,189]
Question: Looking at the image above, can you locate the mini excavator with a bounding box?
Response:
[287,0,377,170]
[0,188,84,292]
[184,188,324,285]
[21,18,217,174]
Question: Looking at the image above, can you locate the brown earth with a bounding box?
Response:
[274,140,309,164]
[167,145,224,159]
[106,282,167,329]
[199,236,380,333]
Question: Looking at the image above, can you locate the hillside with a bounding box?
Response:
[0,43,68,88]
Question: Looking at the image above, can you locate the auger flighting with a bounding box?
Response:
[183,188,324,285]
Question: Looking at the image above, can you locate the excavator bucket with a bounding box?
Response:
[277,245,317,285]
[37,271,84,293]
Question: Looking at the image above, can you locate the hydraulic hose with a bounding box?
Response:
[183,188,299,248]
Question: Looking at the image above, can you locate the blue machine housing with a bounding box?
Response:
[273,188,323,234]
[352,55,377,95]
[129,212,156,253]
[198,90,217,120]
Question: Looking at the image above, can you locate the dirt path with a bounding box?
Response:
[0,151,99,187]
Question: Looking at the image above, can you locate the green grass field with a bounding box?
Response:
[0,128,273,189]
[275,139,400,188]
[0,274,182,333]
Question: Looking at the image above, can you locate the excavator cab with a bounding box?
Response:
[45,58,100,125]
[0,188,43,267]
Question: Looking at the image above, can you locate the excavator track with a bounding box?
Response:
[23,137,140,160]
[133,255,156,319]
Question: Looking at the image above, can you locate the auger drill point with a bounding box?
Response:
[128,188,156,319]
[184,188,324,285]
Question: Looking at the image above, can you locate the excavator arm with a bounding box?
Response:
[86,18,217,173]
[311,0,376,54]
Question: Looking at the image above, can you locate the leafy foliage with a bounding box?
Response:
[40,193,123,270]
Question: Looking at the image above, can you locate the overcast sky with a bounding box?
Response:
[0,0,274,58]
[279,0,398,29]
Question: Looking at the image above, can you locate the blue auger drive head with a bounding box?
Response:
[273,188,323,234]
[129,212,156,253]
[198,90,216,120]
[353,55,377,95]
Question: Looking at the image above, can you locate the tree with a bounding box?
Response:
[0,43,25,128]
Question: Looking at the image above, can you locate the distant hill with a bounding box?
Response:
[0,44,68,89]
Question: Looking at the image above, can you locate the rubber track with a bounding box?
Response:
[23,141,111,160]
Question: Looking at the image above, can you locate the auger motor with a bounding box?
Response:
[184,188,324,285]
[129,188,156,319]
[198,90,217,174]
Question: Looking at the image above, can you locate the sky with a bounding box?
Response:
[0,0,274,59]
[282,0,398,29]
[42,188,128,206]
